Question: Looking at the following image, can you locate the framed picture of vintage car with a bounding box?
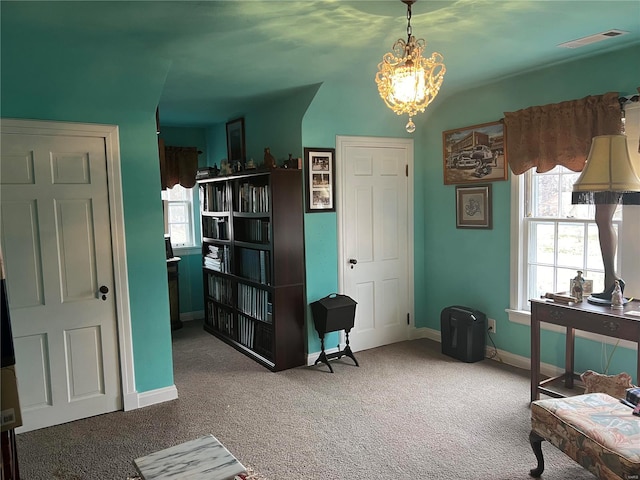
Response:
[442,120,507,185]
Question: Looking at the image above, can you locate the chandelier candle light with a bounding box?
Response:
[375,0,445,133]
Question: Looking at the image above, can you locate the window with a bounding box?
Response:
[524,166,620,302]
[162,184,196,248]
[509,103,640,315]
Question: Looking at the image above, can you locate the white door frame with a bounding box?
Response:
[1,118,137,411]
[335,135,415,335]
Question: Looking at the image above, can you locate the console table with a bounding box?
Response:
[530,298,640,402]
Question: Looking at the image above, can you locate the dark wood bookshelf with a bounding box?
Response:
[198,169,306,371]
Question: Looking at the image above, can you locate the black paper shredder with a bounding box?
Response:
[440,306,486,363]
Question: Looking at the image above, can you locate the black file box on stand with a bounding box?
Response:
[310,294,359,373]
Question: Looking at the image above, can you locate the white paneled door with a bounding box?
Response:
[338,137,413,352]
[0,130,121,432]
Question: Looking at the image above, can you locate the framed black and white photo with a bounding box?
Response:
[226,117,246,168]
[304,147,335,213]
[455,184,492,229]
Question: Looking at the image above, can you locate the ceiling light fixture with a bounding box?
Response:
[375,0,445,133]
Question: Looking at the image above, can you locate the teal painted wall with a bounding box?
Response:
[2,2,637,395]
[160,126,208,159]
[1,26,175,392]
[245,85,321,168]
[206,124,228,168]
[302,78,418,352]
[302,44,639,379]
[416,44,639,381]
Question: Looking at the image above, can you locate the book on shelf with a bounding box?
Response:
[238,315,255,348]
[237,283,270,323]
[238,248,270,284]
[204,245,230,272]
[206,302,233,336]
[238,183,270,213]
[253,321,273,359]
[207,275,232,304]
[241,218,269,243]
[203,217,229,240]
[201,183,230,212]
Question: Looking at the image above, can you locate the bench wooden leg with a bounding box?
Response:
[529,430,545,477]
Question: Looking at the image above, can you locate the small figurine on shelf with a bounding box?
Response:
[571,270,584,302]
[246,158,256,169]
[611,280,624,310]
[219,159,232,176]
[283,153,293,169]
[264,147,277,169]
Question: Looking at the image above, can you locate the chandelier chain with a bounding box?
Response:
[375,0,446,132]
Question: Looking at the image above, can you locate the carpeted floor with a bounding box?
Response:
[16,320,595,479]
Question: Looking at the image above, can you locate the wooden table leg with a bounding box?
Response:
[636,338,640,386]
[531,304,541,402]
[565,326,575,389]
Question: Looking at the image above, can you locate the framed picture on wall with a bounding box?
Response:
[455,184,492,229]
[226,117,246,168]
[304,147,335,213]
[442,120,507,185]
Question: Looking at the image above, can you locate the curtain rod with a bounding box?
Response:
[619,94,639,108]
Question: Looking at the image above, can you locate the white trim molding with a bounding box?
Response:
[181,310,205,323]
[174,246,200,256]
[411,326,567,378]
[136,385,179,409]
[306,346,340,367]
[1,118,138,412]
[335,135,415,345]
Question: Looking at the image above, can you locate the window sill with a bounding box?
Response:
[172,245,200,256]
[506,308,637,350]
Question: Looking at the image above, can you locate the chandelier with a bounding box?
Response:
[375,0,445,133]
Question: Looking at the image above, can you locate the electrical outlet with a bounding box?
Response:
[488,318,496,333]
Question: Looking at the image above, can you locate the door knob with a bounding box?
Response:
[349,259,357,269]
[99,285,109,300]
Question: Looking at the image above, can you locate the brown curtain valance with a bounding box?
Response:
[504,92,622,175]
[637,86,640,154]
[162,145,200,189]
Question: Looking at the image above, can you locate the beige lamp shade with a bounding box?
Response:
[573,135,640,193]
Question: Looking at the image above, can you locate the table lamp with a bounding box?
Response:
[572,134,640,305]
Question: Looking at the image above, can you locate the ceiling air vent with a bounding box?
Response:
[558,29,629,49]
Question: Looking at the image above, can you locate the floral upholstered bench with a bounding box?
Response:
[529,393,640,480]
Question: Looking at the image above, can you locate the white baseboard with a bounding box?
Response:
[180,310,204,322]
[125,385,178,411]
[306,346,340,366]
[123,391,141,411]
[412,327,563,378]
[307,327,564,379]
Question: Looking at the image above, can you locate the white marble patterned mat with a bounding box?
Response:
[133,434,246,480]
